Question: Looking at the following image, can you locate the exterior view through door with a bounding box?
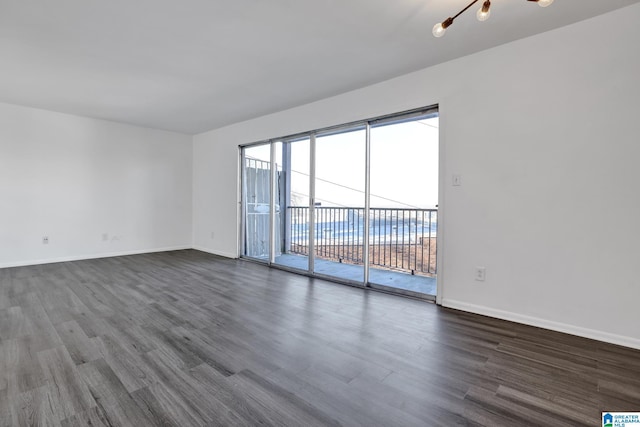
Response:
[241,107,439,300]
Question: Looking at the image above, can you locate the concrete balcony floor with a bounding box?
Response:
[273,253,436,298]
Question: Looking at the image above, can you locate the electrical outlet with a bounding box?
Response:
[452,174,462,186]
[102,233,109,242]
[210,231,215,240]
[475,266,486,281]
[42,236,49,245]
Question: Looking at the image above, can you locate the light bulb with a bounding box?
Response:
[477,0,491,21]
[432,22,447,38]
[537,0,554,7]
[476,8,490,21]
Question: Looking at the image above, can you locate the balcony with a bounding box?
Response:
[276,206,437,297]
[243,147,439,298]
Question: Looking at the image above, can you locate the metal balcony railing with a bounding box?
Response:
[287,207,437,276]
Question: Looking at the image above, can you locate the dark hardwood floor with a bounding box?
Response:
[0,250,638,426]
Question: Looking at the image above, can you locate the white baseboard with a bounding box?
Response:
[442,299,640,350]
[192,246,238,259]
[0,245,192,269]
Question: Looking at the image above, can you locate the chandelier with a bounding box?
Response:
[433,0,555,38]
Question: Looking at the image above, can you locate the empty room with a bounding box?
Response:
[1,1,640,426]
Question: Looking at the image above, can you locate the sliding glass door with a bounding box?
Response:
[272,137,312,272]
[241,107,439,299]
[369,115,439,297]
[313,127,366,283]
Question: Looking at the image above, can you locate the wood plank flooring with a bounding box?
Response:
[0,249,638,426]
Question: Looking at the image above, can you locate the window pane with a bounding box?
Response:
[314,128,366,283]
[242,144,271,260]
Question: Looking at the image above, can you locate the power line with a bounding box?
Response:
[244,155,426,209]
[289,192,350,208]
[290,169,421,209]
[416,120,439,130]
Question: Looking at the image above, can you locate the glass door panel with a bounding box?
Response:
[242,144,272,261]
[314,127,366,284]
[368,114,439,298]
[273,138,311,272]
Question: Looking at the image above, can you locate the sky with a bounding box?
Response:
[245,115,439,209]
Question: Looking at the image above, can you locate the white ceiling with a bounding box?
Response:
[0,0,638,134]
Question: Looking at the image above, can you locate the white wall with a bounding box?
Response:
[0,102,193,267]
[193,4,640,349]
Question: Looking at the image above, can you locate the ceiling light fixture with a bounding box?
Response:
[433,0,555,38]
